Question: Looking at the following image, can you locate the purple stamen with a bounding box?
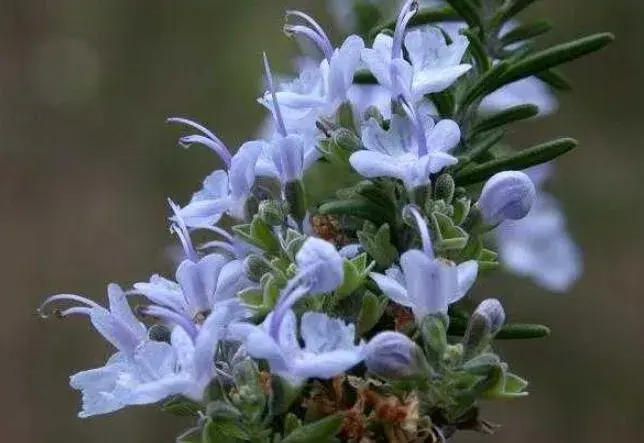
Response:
[167,117,232,168]
[405,205,435,259]
[400,98,428,156]
[268,281,310,340]
[168,199,198,262]
[38,293,102,318]
[198,240,238,256]
[262,52,288,138]
[392,0,419,59]
[284,10,334,60]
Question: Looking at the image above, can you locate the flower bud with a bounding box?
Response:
[258,200,285,226]
[433,173,456,203]
[332,128,362,152]
[463,298,506,360]
[364,331,429,380]
[475,298,506,335]
[243,254,272,282]
[477,171,536,224]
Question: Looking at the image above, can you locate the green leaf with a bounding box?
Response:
[460,235,483,261]
[495,0,540,25]
[478,249,498,261]
[503,372,530,394]
[354,1,383,38]
[535,69,572,91]
[162,396,203,417]
[354,181,397,216]
[452,196,472,226]
[484,372,529,399]
[270,376,302,416]
[421,314,448,369]
[500,20,553,47]
[460,129,505,164]
[233,217,281,254]
[319,199,387,225]
[357,290,388,335]
[206,401,243,420]
[431,212,469,251]
[495,323,551,340]
[262,275,282,309]
[461,27,491,73]
[239,288,263,307]
[284,412,302,436]
[281,414,343,443]
[202,418,250,443]
[444,0,483,31]
[477,260,500,272]
[455,138,578,186]
[459,60,511,108]
[358,224,399,268]
[472,104,539,135]
[498,33,614,87]
[334,259,362,300]
[429,89,456,118]
[462,353,502,373]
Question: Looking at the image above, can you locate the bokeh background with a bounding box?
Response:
[2,0,641,441]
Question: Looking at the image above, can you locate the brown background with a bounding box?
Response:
[1,1,641,441]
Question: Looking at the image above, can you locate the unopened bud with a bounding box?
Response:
[364,331,429,380]
[463,298,506,360]
[477,171,536,224]
[258,200,285,226]
[332,128,362,152]
[433,173,456,203]
[243,254,272,282]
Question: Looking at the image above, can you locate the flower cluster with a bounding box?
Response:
[40,0,610,441]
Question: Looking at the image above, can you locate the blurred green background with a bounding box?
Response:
[3,0,641,441]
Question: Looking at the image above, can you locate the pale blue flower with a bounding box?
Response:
[264,238,345,343]
[169,118,262,226]
[133,207,253,336]
[361,1,471,104]
[230,310,364,386]
[68,302,246,417]
[369,206,478,320]
[261,11,364,126]
[477,171,536,225]
[349,109,460,190]
[255,53,321,186]
[495,165,582,292]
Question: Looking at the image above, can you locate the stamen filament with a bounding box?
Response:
[167,117,232,168]
[405,205,435,259]
[392,0,419,59]
[262,52,288,138]
[400,98,428,156]
[168,199,198,262]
